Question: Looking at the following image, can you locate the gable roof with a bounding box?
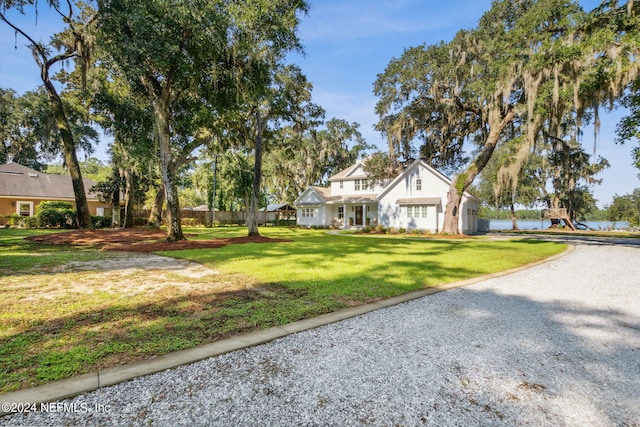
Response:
[0,163,99,201]
[328,160,368,182]
[295,159,480,207]
[294,186,327,206]
[310,186,331,199]
[378,159,479,201]
[307,185,378,204]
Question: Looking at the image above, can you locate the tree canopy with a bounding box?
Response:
[1,0,98,228]
[607,188,640,226]
[374,0,640,233]
[95,0,309,241]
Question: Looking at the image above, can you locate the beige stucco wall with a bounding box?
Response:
[0,197,106,217]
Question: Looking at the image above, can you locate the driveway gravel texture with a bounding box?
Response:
[3,243,640,426]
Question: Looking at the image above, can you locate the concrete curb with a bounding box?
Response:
[0,244,574,413]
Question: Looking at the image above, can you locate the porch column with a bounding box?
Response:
[343,203,347,229]
[363,204,367,226]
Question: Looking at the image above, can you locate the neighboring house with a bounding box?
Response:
[0,163,106,218]
[294,159,480,234]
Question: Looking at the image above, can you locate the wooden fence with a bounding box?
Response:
[134,209,296,226]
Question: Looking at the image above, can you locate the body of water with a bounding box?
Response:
[487,219,631,231]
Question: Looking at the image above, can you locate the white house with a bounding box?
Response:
[294,159,480,235]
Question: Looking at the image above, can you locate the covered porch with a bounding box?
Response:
[328,197,378,229]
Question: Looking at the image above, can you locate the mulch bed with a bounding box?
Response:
[25,228,291,252]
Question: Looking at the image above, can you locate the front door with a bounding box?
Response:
[355,206,363,226]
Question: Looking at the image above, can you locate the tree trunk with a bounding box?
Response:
[207,156,217,228]
[149,91,184,241]
[110,169,121,228]
[442,175,462,234]
[159,140,183,241]
[147,183,165,227]
[122,167,135,228]
[247,111,263,237]
[442,109,515,234]
[510,202,519,230]
[42,79,93,229]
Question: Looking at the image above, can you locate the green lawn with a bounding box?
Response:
[0,227,566,393]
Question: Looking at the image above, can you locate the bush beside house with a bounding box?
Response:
[6,201,110,229]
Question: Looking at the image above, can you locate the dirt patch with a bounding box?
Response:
[10,253,239,300]
[25,228,291,252]
[14,228,287,301]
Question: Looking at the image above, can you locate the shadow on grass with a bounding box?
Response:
[0,250,487,393]
[0,231,566,393]
[4,271,639,425]
[0,283,346,393]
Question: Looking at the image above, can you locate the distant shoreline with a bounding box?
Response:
[485,219,631,231]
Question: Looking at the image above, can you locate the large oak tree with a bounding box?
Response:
[96,0,308,241]
[1,0,97,228]
[374,0,639,234]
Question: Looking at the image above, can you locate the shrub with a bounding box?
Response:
[134,217,149,226]
[37,201,73,211]
[399,227,407,234]
[91,216,111,228]
[9,214,38,229]
[362,226,372,233]
[375,224,386,233]
[36,201,77,228]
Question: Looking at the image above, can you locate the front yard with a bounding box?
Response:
[0,227,566,393]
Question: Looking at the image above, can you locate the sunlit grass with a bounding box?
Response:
[0,228,123,275]
[0,226,566,393]
[168,228,564,299]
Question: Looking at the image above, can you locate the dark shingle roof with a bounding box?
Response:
[0,163,98,200]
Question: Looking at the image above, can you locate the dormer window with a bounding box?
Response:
[416,178,422,191]
[340,181,343,189]
[354,179,361,191]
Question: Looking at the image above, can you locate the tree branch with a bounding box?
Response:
[0,11,47,62]
[51,0,74,24]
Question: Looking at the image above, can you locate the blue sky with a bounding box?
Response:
[1,0,638,207]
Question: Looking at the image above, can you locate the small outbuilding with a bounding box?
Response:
[260,203,297,222]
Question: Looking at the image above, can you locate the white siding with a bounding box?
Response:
[331,180,385,197]
[296,189,323,205]
[295,189,326,227]
[295,160,480,234]
[378,164,449,232]
[460,197,480,234]
[400,205,440,231]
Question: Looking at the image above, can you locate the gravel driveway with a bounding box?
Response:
[4,243,640,426]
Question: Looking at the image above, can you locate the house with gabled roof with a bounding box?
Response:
[294,159,480,234]
[0,162,106,219]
